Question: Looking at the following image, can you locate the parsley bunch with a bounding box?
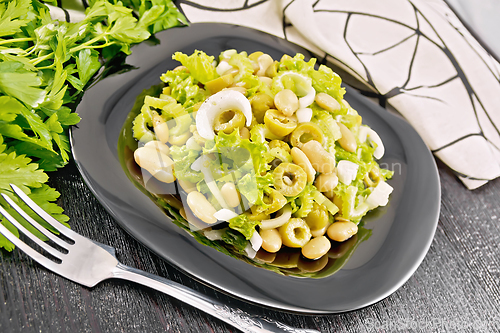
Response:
[0,0,186,250]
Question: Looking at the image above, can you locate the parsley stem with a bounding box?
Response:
[0,37,35,46]
[24,46,36,56]
[70,34,108,53]
[36,64,56,70]
[30,52,54,65]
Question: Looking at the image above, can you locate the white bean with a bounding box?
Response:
[327,221,358,242]
[134,146,175,183]
[337,122,357,153]
[220,183,241,208]
[301,140,336,174]
[310,225,329,238]
[301,236,331,260]
[315,172,339,192]
[256,54,274,76]
[258,76,273,88]
[290,147,315,183]
[274,89,299,117]
[186,191,217,224]
[144,140,170,155]
[152,115,169,144]
[178,179,196,193]
[315,93,340,112]
[259,228,282,253]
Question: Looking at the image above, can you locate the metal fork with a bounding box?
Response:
[0,184,318,333]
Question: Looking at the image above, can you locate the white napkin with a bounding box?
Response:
[177,0,500,190]
[49,0,500,189]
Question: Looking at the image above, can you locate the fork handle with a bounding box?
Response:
[111,263,318,333]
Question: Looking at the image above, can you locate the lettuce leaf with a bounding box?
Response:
[277,53,316,73]
[310,64,345,104]
[288,183,316,217]
[311,106,341,154]
[160,69,208,108]
[228,213,260,240]
[172,50,218,84]
[237,172,274,208]
[227,52,253,82]
[204,130,273,209]
[169,145,203,183]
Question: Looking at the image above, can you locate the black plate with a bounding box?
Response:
[71,23,440,313]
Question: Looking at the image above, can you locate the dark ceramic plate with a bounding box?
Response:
[71,23,440,313]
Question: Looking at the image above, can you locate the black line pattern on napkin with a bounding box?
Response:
[403,74,459,91]
[56,0,70,22]
[432,133,483,153]
[343,13,377,92]
[281,0,295,40]
[356,33,417,56]
[444,11,500,84]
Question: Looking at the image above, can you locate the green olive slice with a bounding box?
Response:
[289,122,324,148]
[263,188,287,214]
[214,109,245,134]
[264,109,297,137]
[249,93,274,123]
[273,162,307,197]
[269,139,291,152]
[205,74,234,94]
[278,218,312,248]
[304,202,330,232]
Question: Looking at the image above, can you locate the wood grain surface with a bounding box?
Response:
[1,159,500,333]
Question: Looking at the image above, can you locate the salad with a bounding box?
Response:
[121,49,393,276]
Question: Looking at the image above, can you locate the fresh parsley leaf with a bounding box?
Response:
[0,62,47,107]
[56,107,81,126]
[76,49,101,85]
[0,0,30,38]
[0,134,48,194]
[10,141,66,171]
[0,96,49,149]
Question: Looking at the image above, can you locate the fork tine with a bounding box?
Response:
[0,223,60,274]
[10,184,75,239]
[0,205,64,260]
[2,194,69,249]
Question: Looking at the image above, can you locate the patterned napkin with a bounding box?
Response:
[49,0,500,189]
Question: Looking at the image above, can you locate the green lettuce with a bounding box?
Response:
[228,213,260,240]
[237,172,274,208]
[226,52,264,97]
[160,69,208,108]
[169,145,203,183]
[227,52,253,82]
[277,53,315,73]
[172,50,218,84]
[310,64,346,104]
[288,183,316,218]
[311,106,341,154]
[334,184,369,222]
[204,131,273,208]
